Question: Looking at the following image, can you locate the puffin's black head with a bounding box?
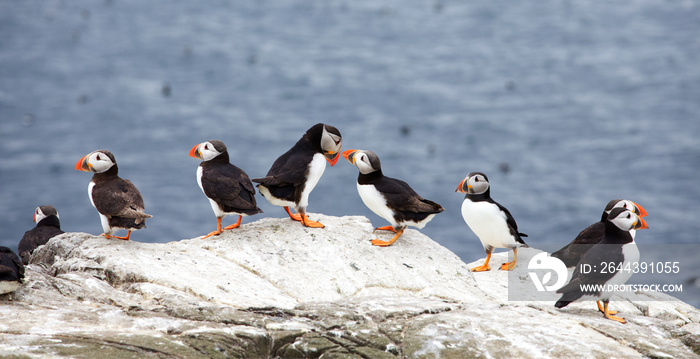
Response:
[34,205,59,223]
[74,150,117,173]
[189,140,228,161]
[607,208,649,231]
[305,123,342,166]
[455,172,489,195]
[601,199,648,222]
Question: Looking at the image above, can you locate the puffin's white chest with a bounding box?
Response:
[88,181,96,209]
[599,242,639,299]
[0,281,20,295]
[196,166,205,193]
[460,199,516,249]
[88,181,112,234]
[298,153,326,208]
[357,183,395,226]
[197,166,226,217]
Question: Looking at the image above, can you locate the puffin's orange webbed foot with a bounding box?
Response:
[602,301,626,324]
[202,218,224,239]
[604,313,627,324]
[471,253,492,272]
[470,263,491,272]
[499,260,516,271]
[499,249,518,271]
[598,301,618,315]
[285,207,324,228]
[301,215,325,228]
[284,207,304,221]
[201,230,223,239]
[370,229,403,247]
[224,215,242,230]
[374,226,396,232]
[370,239,394,247]
[103,231,131,240]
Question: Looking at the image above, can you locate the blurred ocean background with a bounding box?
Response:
[1,1,698,306]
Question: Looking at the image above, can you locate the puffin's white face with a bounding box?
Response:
[85,151,115,173]
[466,173,489,195]
[197,141,222,161]
[353,151,376,175]
[320,126,342,166]
[607,199,647,218]
[610,200,635,213]
[34,207,46,223]
[34,206,58,223]
[609,210,646,231]
[321,126,342,154]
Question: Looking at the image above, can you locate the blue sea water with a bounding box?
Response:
[1,1,699,306]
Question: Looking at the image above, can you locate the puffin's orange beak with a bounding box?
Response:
[456,178,467,193]
[324,151,340,166]
[632,202,648,217]
[189,144,201,159]
[342,149,358,164]
[33,212,37,223]
[637,217,649,230]
[75,155,90,172]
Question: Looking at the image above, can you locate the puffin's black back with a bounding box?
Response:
[200,147,262,215]
[0,246,24,282]
[358,167,444,224]
[91,169,149,230]
[552,199,630,266]
[252,123,339,204]
[554,209,635,308]
[18,215,64,264]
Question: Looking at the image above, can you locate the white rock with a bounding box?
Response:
[0,215,697,358]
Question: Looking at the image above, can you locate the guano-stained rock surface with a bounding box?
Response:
[0,214,698,358]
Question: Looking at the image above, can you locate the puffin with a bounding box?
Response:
[253,123,342,228]
[456,172,528,271]
[552,199,647,267]
[18,205,65,264]
[555,207,648,324]
[0,246,24,295]
[75,150,152,240]
[342,149,444,247]
[189,140,262,238]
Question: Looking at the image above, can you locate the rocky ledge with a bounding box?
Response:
[1,215,698,358]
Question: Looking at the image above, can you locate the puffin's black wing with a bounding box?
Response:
[18,225,64,264]
[554,243,623,307]
[375,177,444,214]
[253,148,314,187]
[202,164,261,213]
[552,222,604,267]
[0,247,24,282]
[490,199,528,245]
[92,178,151,219]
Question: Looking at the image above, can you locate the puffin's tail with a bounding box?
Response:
[554,300,572,308]
[516,232,529,247]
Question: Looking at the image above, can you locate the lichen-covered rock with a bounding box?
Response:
[0,215,698,358]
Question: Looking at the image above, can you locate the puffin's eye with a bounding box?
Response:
[475,177,479,182]
[204,144,208,150]
[96,155,101,160]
